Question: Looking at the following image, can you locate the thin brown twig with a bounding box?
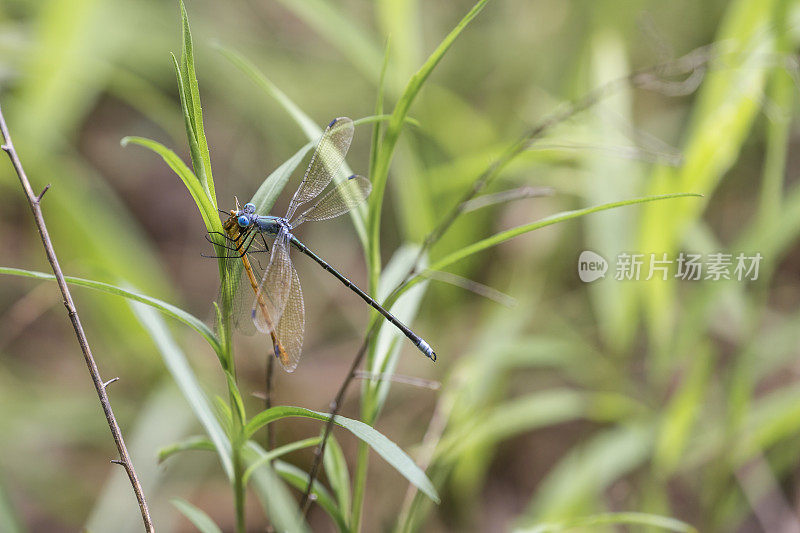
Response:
[0,104,154,533]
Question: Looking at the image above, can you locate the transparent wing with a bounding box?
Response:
[252,229,292,334]
[285,117,354,220]
[274,264,305,372]
[291,175,371,227]
[232,236,273,335]
[214,229,269,336]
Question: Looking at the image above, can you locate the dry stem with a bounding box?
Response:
[0,103,154,532]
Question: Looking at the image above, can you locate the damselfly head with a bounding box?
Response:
[237,215,251,228]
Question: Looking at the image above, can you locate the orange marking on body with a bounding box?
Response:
[224,216,289,366]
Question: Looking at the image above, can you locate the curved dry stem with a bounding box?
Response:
[0,104,154,532]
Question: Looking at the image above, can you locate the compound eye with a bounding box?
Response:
[244,203,256,213]
[237,215,250,228]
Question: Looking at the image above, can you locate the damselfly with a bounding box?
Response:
[210,117,436,372]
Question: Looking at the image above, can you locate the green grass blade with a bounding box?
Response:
[243,405,439,503]
[243,437,321,484]
[636,0,777,351]
[423,193,701,280]
[437,390,641,460]
[244,442,310,533]
[369,40,391,183]
[0,473,22,533]
[224,371,247,427]
[367,0,491,285]
[121,136,220,234]
[131,303,233,478]
[323,435,352,525]
[178,0,215,205]
[172,499,223,533]
[735,386,800,464]
[356,114,421,129]
[521,512,698,533]
[214,44,320,139]
[275,0,382,84]
[158,436,216,463]
[653,343,714,475]
[523,424,653,521]
[756,0,793,236]
[171,53,206,197]
[212,395,234,439]
[273,460,348,532]
[582,30,641,355]
[0,267,221,355]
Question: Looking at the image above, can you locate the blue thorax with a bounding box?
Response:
[253,215,286,235]
[234,203,289,235]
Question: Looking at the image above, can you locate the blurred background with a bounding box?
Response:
[1,0,799,531]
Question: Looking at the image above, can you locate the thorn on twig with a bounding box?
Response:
[103,377,120,389]
[36,184,51,202]
[0,102,153,531]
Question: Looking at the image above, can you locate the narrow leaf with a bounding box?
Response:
[224,371,247,428]
[368,0,491,281]
[323,435,351,523]
[423,193,702,283]
[172,499,223,533]
[525,424,653,521]
[158,436,215,463]
[0,475,22,533]
[243,437,321,484]
[243,405,439,503]
[275,0,382,83]
[520,512,698,533]
[273,460,348,532]
[171,53,205,198]
[132,304,233,478]
[0,267,221,355]
[369,39,391,183]
[179,0,216,204]
[244,442,310,533]
[214,44,319,139]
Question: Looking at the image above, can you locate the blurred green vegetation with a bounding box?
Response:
[1,0,799,531]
